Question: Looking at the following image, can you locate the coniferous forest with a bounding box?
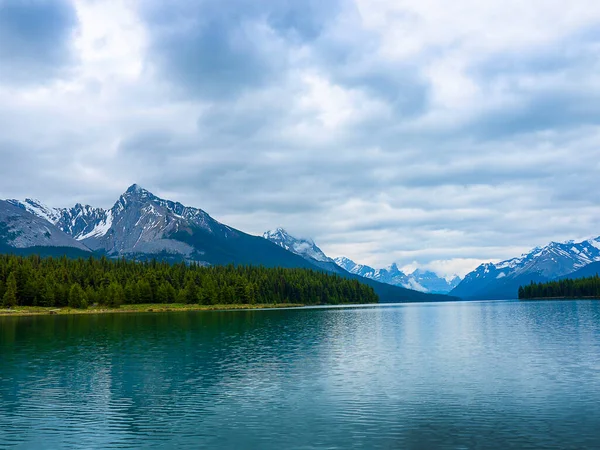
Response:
[519,275,600,300]
[0,254,378,308]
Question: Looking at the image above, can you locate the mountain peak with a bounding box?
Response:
[334,256,356,266]
[118,184,158,206]
[263,228,328,262]
[263,227,288,239]
[125,183,150,195]
[386,262,401,273]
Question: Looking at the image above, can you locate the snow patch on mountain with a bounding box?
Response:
[334,257,461,293]
[7,198,63,224]
[453,236,600,299]
[263,228,332,263]
[77,210,113,240]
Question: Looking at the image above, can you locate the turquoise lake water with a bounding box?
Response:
[1,300,600,449]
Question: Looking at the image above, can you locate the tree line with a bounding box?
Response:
[0,254,378,308]
[519,275,600,299]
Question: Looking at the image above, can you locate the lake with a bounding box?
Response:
[1,300,600,449]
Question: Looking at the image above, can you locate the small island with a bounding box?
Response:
[519,275,600,300]
[0,254,378,316]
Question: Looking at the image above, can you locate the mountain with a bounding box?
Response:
[411,269,461,293]
[451,238,600,299]
[0,200,91,256]
[334,257,460,294]
[9,186,317,266]
[263,228,348,274]
[264,228,331,262]
[8,198,110,240]
[263,229,458,300]
[6,185,457,303]
[558,260,600,280]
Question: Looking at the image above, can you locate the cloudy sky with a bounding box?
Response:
[1,0,600,277]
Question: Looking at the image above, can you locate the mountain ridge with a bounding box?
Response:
[263,228,460,295]
[4,185,456,303]
[451,237,600,299]
[334,256,460,294]
[0,200,91,252]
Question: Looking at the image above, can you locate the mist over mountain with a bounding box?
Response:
[334,257,460,294]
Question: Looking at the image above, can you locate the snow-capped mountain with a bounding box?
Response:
[0,200,90,252]
[10,185,240,259]
[334,257,460,294]
[59,204,110,240]
[411,269,461,294]
[72,184,240,258]
[8,198,110,240]
[262,228,457,301]
[4,184,458,303]
[8,185,341,268]
[451,237,600,299]
[263,228,347,274]
[7,198,63,224]
[263,228,331,262]
[335,257,409,285]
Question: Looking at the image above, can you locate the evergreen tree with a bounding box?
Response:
[2,272,17,308]
[106,282,125,308]
[68,283,87,309]
[0,254,379,307]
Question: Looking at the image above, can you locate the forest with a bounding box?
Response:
[519,275,600,299]
[0,254,378,308]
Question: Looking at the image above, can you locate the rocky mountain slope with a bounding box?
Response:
[0,200,91,256]
[7,185,456,303]
[451,238,600,299]
[263,228,347,274]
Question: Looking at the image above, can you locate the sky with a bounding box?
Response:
[1,0,600,278]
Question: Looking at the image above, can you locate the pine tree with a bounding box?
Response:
[68,283,87,309]
[106,282,125,308]
[2,272,17,308]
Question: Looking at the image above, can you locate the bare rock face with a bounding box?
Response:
[9,185,236,261]
[0,200,90,251]
[77,184,235,260]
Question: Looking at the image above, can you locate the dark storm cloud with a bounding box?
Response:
[141,0,344,100]
[0,0,78,83]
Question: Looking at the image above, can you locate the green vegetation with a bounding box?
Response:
[0,303,305,316]
[0,254,378,309]
[519,275,600,299]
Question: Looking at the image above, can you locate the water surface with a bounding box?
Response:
[2,300,600,449]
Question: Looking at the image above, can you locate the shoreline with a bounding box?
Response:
[0,303,306,317]
[520,297,600,301]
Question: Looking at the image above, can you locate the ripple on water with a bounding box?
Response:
[1,301,600,449]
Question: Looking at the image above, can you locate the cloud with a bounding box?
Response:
[140,0,345,100]
[0,0,78,83]
[2,0,600,279]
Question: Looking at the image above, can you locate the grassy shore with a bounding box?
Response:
[0,303,305,317]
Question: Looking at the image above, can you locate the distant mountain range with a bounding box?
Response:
[263,228,460,294]
[1,185,456,303]
[13,184,599,301]
[451,238,600,299]
[333,257,461,294]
